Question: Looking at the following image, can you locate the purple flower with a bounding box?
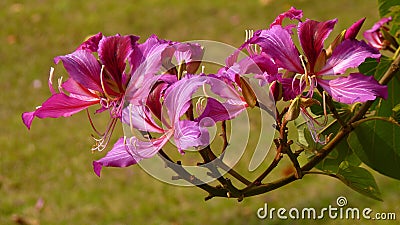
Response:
[251,17,387,104]
[162,42,204,75]
[22,33,136,128]
[363,17,392,50]
[93,75,247,176]
[22,34,170,151]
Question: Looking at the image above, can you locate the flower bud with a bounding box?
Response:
[326,30,345,58]
[300,97,320,108]
[269,80,283,101]
[240,77,257,108]
[285,97,301,121]
[344,17,366,40]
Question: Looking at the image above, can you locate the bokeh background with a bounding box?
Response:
[1,0,399,224]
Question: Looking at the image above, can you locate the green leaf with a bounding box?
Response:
[336,162,382,201]
[358,58,379,76]
[347,119,400,180]
[387,5,400,38]
[367,56,397,111]
[296,111,360,173]
[378,0,400,17]
[314,114,361,173]
[376,71,400,117]
[309,93,350,116]
[374,56,394,80]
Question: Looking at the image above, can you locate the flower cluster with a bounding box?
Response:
[22,7,387,176]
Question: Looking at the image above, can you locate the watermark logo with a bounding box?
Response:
[257,196,397,221]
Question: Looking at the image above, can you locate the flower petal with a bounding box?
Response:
[196,97,245,124]
[270,7,303,28]
[162,42,204,74]
[363,17,392,49]
[93,137,138,177]
[61,78,99,100]
[319,39,380,75]
[126,35,170,104]
[22,93,99,129]
[253,26,303,73]
[54,50,103,92]
[298,19,337,71]
[279,77,304,101]
[98,35,139,90]
[76,32,103,52]
[174,120,209,153]
[164,76,208,122]
[125,132,172,161]
[318,73,388,104]
[122,104,164,133]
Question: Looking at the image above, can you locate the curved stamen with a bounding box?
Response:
[100,65,116,101]
[196,96,207,115]
[301,109,327,145]
[86,109,103,136]
[292,73,303,93]
[91,117,118,152]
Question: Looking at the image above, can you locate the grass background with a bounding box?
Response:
[1,0,399,224]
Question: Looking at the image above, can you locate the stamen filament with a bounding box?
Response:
[86,109,103,136]
[100,65,115,101]
[91,117,118,152]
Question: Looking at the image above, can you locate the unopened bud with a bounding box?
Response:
[269,80,283,101]
[314,49,327,73]
[344,17,366,40]
[240,77,257,108]
[300,97,320,108]
[285,97,301,121]
[326,30,345,58]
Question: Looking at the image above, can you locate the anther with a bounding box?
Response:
[48,67,56,94]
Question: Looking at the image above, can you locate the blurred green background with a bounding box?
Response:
[1,0,399,224]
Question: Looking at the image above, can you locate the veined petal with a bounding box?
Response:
[130,34,169,78]
[122,104,164,133]
[363,17,392,49]
[126,35,170,103]
[174,120,209,153]
[98,35,139,89]
[196,97,246,124]
[76,32,103,52]
[22,93,99,129]
[54,50,102,92]
[319,39,380,75]
[298,19,337,71]
[125,132,172,161]
[93,137,137,177]
[61,78,99,101]
[164,42,204,74]
[146,75,177,119]
[164,76,208,122]
[254,26,303,73]
[270,6,303,28]
[207,75,242,100]
[318,73,387,104]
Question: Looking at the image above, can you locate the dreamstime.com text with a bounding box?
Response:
[257,196,396,221]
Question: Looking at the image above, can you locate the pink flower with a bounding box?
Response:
[363,17,392,50]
